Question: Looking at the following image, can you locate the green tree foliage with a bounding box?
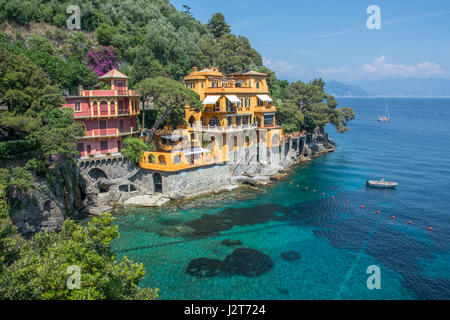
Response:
[276,79,355,134]
[0,184,22,275]
[135,77,202,142]
[0,212,159,300]
[207,12,231,38]
[121,137,149,164]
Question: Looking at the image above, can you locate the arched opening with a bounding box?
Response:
[148,154,156,163]
[158,155,166,165]
[100,100,108,116]
[189,116,196,128]
[88,168,108,180]
[153,173,162,193]
[93,101,98,116]
[173,154,181,164]
[209,116,220,127]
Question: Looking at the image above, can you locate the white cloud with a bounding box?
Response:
[263,57,305,78]
[317,56,445,80]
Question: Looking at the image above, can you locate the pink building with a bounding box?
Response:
[62,69,140,158]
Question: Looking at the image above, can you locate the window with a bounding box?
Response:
[256,81,260,89]
[226,98,233,109]
[209,116,221,126]
[100,100,108,115]
[264,115,274,127]
[162,138,168,144]
[74,102,81,112]
[87,145,91,154]
[214,100,220,112]
[227,117,232,126]
[158,155,166,165]
[236,116,241,125]
[100,141,108,151]
[258,98,264,107]
[245,98,250,107]
[235,82,242,88]
[77,143,84,153]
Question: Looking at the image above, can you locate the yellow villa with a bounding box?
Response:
[140,67,284,171]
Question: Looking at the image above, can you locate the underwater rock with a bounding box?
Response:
[223,248,274,277]
[185,258,224,278]
[185,248,273,278]
[220,239,243,247]
[281,251,301,261]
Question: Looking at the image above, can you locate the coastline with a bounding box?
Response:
[85,134,336,215]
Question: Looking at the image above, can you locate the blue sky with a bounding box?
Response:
[170,0,450,82]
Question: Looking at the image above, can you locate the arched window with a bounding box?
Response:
[158,155,166,165]
[189,116,196,127]
[93,101,98,116]
[100,100,108,115]
[74,101,81,112]
[209,116,220,127]
[174,154,181,164]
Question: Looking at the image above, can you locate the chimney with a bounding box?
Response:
[78,84,83,96]
[192,66,198,72]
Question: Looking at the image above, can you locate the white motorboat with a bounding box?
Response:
[366,178,398,188]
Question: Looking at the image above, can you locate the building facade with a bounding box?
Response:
[63,69,140,158]
[140,67,284,172]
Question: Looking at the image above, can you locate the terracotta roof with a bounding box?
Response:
[229,70,267,77]
[98,68,129,79]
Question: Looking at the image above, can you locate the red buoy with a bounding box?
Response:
[346,200,350,204]
[408,221,412,224]
[392,216,395,219]
[361,205,365,209]
[322,192,325,196]
[313,189,316,193]
[377,211,380,214]
[428,227,433,231]
[290,182,293,185]
[305,187,309,190]
[332,196,336,199]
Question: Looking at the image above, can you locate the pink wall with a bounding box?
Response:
[79,118,135,137]
[77,138,124,157]
[64,98,91,117]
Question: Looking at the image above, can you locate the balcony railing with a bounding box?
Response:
[73,108,138,119]
[79,127,139,139]
[193,123,257,132]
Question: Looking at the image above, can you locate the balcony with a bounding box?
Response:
[193,123,257,133]
[254,105,277,113]
[140,151,223,172]
[73,108,139,119]
[79,89,138,97]
[78,127,139,139]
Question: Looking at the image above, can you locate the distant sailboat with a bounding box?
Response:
[378,103,390,122]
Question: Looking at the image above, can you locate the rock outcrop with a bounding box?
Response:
[10,162,87,238]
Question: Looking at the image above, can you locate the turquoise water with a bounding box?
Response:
[111,98,450,299]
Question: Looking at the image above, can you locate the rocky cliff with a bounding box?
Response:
[10,162,87,238]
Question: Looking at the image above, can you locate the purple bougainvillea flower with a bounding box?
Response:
[87,46,117,76]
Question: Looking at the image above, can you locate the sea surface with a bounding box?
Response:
[111,98,450,300]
